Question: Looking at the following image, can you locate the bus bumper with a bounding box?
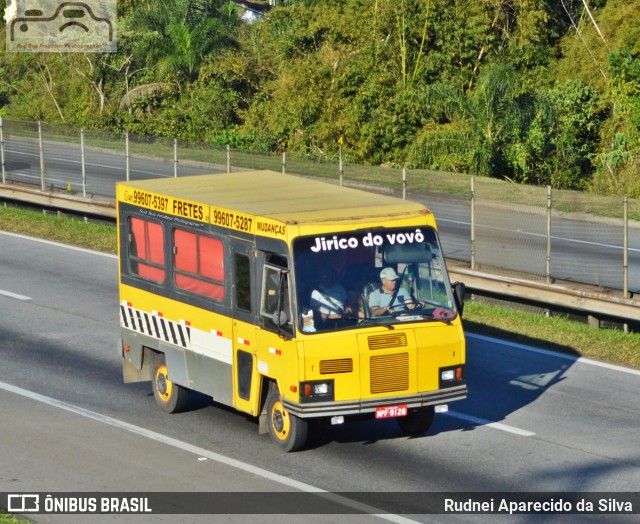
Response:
[281,384,467,419]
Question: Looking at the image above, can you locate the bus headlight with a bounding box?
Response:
[439,366,464,388]
[300,380,334,403]
[314,383,329,395]
[441,370,455,381]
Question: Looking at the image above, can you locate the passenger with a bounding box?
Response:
[345,264,378,318]
[310,267,350,320]
[341,264,361,315]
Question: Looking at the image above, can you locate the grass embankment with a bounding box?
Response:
[0,206,117,253]
[1,205,639,369]
[0,509,24,523]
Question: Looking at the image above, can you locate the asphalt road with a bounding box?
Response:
[1,232,639,522]
[2,134,213,197]
[3,134,639,291]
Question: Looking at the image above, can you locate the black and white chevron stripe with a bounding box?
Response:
[120,303,191,349]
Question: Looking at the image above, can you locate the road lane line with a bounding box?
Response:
[0,289,31,301]
[467,332,640,377]
[438,217,640,253]
[0,230,117,259]
[0,380,420,524]
[445,411,535,437]
[6,149,176,177]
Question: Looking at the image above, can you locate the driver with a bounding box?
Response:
[368,267,420,316]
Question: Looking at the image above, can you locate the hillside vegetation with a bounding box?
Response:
[1,0,639,195]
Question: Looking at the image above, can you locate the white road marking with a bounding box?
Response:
[445,411,536,437]
[6,148,176,178]
[442,331,640,436]
[438,217,640,253]
[441,332,640,435]
[0,230,117,259]
[467,332,640,377]
[0,380,420,524]
[0,289,31,301]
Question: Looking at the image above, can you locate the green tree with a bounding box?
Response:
[409,63,536,178]
[548,80,602,189]
[111,0,242,137]
[592,46,640,196]
[129,0,239,84]
[505,80,601,189]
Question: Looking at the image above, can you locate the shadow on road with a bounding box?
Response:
[438,326,578,434]
[302,325,580,447]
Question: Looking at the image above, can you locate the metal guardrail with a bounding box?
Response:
[0,183,116,219]
[448,266,639,324]
[1,182,637,326]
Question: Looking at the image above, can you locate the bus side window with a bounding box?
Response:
[235,253,251,312]
[173,228,225,301]
[261,265,292,333]
[128,216,166,283]
[128,231,139,275]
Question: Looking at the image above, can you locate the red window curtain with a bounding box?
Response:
[174,229,224,300]
[130,217,165,283]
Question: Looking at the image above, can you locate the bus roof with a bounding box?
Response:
[118,170,431,224]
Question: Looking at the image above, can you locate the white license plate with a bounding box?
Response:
[375,404,408,419]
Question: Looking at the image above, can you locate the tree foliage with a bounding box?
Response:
[409,63,547,179]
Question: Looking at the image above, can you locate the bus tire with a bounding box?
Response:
[396,406,435,435]
[152,359,189,414]
[266,389,308,452]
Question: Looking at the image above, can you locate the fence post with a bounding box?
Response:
[80,127,87,197]
[226,144,231,173]
[624,196,629,332]
[546,185,552,284]
[0,117,6,184]
[470,176,476,270]
[624,196,629,297]
[282,151,286,174]
[38,120,46,191]
[125,132,130,182]
[402,167,407,200]
[173,138,178,178]
[338,143,344,187]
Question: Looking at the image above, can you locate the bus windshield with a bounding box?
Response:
[292,226,457,333]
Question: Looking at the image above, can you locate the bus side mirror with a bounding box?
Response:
[272,311,289,326]
[452,282,465,316]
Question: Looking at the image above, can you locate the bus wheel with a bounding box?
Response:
[266,390,308,452]
[396,406,435,435]
[152,360,189,414]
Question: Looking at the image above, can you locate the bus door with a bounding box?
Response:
[230,238,260,415]
[254,260,298,403]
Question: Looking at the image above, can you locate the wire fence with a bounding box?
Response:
[1,117,638,296]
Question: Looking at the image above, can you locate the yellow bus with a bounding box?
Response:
[116,170,467,451]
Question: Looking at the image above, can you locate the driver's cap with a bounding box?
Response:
[380,267,399,280]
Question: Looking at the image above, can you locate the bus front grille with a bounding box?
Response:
[320,358,353,374]
[367,333,407,350]
[370,353,409,393]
